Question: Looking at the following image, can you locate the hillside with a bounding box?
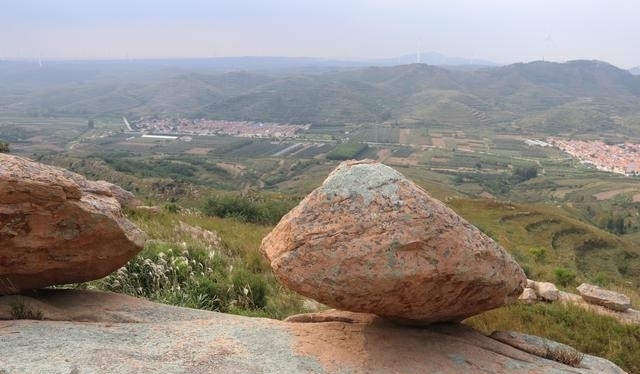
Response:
[1,151,639,372]
[447,199,640,290]
[2,60,640,136]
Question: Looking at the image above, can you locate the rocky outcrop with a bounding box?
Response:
[519,283,640,325]
[0,154,146,294]
[261,160,526,324]
[577,283,632,312]
[531,281,560,301]
[518,287,537,304]
[0,290,627,374]
[177,221,221,247]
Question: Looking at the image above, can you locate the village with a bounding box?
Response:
[130,117,311,138]
[549,138,640,176]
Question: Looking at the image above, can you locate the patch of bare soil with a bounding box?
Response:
[593,188,637,200]
[431,137,446,148]
[376,149,391,163]
[398,129,411,144]
[184,147,211,155]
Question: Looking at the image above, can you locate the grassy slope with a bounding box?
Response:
[447,198,640,291]
[465,303,640,373]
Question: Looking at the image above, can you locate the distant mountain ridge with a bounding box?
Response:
[0,51,499,72]
[1,59,639,137]
[630,66,640,75]
[378,51,500,67]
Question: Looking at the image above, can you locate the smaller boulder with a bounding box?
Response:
[531,281,559,301]
[518,288,537,304]
[576,283,631,312]
[490,331,627,374]
[0,154,146,294]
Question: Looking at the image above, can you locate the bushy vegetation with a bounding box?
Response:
[553,267,577,287]
[0,140,9,153]
[466,302,640,373]
[512,165,539,182]
[529,247,547,263]
[452,164,539,196]
[96,242,268,312]
[201,193,297,225]
[82,208,306,319]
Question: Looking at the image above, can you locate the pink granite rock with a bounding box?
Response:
[0,154,146,294]
[261,160,526,324]
[531,281,560,301]
[577,283,631,312]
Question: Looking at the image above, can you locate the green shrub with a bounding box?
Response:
[202,195,258,223]
[202,194,295,225]
[512,165,538,182]
[0,141,9,153]
[529,247,546,263]
[230,268,268,310]
[592,272,608,286]
[164,202,180,214]
[554,267,577,287]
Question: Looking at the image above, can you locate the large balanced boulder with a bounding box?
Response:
[0,154,146,294]
[261,160,526,324]
[577,283,631,312]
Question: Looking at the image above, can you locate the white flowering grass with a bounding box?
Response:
[89,208,305,318]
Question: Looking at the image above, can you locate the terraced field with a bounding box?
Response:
[447,198,640,290]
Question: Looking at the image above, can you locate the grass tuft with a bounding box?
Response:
[9,298,44,320]
[543,343,584,367]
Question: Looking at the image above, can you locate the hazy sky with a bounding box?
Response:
[1,0,638,68]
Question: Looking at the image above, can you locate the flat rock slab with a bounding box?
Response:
[557,291,640,325]
[261,160,526,324]
[0,290,626,374]
[577,283,631,312]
